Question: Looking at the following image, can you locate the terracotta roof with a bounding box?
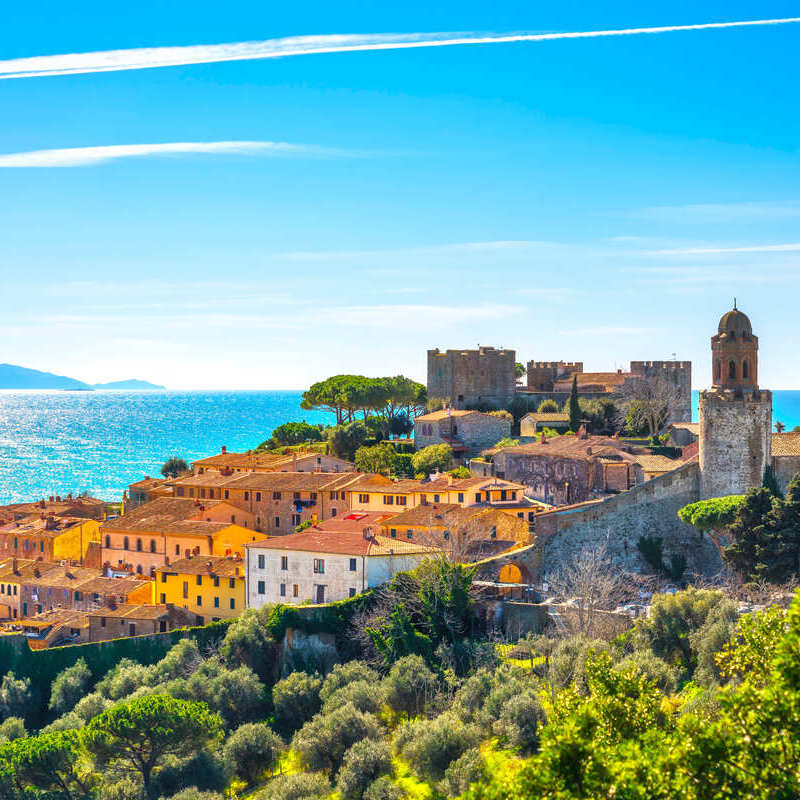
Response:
[669,422,700,433]
[12,609,89,630]
[173,471,364,492]
[88,604,174,620]
[129,477,168,490]
[490,435,641,461]
[192,450,352,471]
[521,412,570,423]
[313,513,395,534]
[100,498,232,536]
[247,530,442,557]
[773,433,800,457]
[416,409,489,422]
[0,558,61,581]
[554,372,629,389]
[158,555,246,578]
[72,575,151,596]
[353,476,525,495]
[633,455,682,474]
[0,515,91,539]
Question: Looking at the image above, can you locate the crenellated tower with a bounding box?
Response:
[699,304,772,499]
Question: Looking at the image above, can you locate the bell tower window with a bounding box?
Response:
[728,360,736,380]
[742,360,749,379]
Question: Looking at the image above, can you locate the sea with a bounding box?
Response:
[0,389,799,506]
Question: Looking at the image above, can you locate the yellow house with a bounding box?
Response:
[0,516,101,564]
[348,475,528,514]
[153,555,246,623]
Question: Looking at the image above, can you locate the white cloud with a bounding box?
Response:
[559,326,653,336]
[635,202,800,222]
[278,240,555,261]
[0,140,345,167]
[2,18,798,79]
[644,242,800,255]
[319,303,523,327]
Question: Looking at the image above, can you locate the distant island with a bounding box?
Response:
[0,364,165,391]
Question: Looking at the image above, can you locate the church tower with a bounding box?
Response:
[699,304,772,499]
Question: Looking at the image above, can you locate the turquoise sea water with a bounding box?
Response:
[1,390,799,506]
[0,391,335,505]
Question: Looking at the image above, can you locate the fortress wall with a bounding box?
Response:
[534,461,720,576]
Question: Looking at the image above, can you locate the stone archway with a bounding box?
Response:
[498,562,533,584]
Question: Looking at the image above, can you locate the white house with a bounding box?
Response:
[245,528,440,607]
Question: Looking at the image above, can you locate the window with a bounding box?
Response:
[715,360,721,381]
[229,598,235,609]
[182,581,189,599]
[517,512,524,519]
[244,491,249,501]
[274,517,280,528]
[224,490,229,500]
[444,531,450,540]
[293,492,300,500]
[123,536,129,550]
[160,572,167,583]
[256,492,262,502]
[129,623,136,636]
[200,489,206,499]
[743,360,749,379]
[213,576,220,587]
[214,596,220,607]
[313,559,325,574]
[490,526,497,539]
[150,539,156,553]
[293,584,299,597]
[349,588,356,598]
[358,494,369,503]
[281,556,288,570]
[474,493,481,503]
[383,495,394,505]
[458,493,464,503]
[258,554,265,569]
[349,558,357,571]
[136,565,143,575]
[292,514,301,526]
[280,583,286,597]
[160,593,166,603]
[273,492,281,500]
[310,492,317,500]
[177,487,185,497]
[105,535,111,548]
[136,538,143,552]
[231,515,236,523]
[208,489,214,499]
[189,489,194,498]
[331,508,337,517]
[397,496,407,506]
[390,528,397,538]
[257,581,265,594]
[175,544,180,555]
[229,578,235,589]
[196,574,202,586]
[729,360,737,379]
[100,616,106,628]
[330,491,337,500]
[406,530,413,539]
[12,537,16,550]
[196,595,202,606]
[500,490,508,501]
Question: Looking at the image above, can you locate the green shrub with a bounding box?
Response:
[255,772,331,800]
[49,658,91,715]
[363,777,405,800]
[492,692,544,754]
[319,661,380,704]
[439,747,486,798]
[322,679,386,715]
[292,702,382,776]
[336,739,392,800]
[272,671,322,737]
[384,655,437,715]
[224,723,283,785]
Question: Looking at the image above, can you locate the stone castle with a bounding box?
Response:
[427,346,692,422]
[472,306,791,580]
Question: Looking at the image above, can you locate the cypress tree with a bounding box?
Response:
[568,375,581,432]
[763,465,784,499]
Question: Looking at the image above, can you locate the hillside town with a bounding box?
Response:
[0,304,797,649]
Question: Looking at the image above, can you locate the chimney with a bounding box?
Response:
[221,445,227,454]
[292,452,298,470]
[363,526,375,542]
[206,561,213,573]
[33,567,40,577]
[586,447,593,456]
[540,431,547,445]
[578,424,588,440]
[447,473,454,486]
[12,558,18,574]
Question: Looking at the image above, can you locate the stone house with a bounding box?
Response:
[0,515,101,563]
[153,555,245,624]
[772,432,800,492]
[191,447,353,475]
[171,471,364,535]
[100,498,263,577]
[414,409,511,459]
[519,412,570,436]
[87,604,194,642]
[483,433,650,506]
[245,529,441,607]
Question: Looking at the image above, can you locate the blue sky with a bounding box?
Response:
[1,1,799,389]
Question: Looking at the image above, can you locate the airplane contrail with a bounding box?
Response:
[1,18,798,80]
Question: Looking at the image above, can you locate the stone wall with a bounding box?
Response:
[630,361,692,423]
[773,455,800,493]
[699,389,772,499]
[427,347,516,409]
[534,461,719,577]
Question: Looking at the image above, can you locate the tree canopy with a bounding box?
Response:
[160,457,189,479]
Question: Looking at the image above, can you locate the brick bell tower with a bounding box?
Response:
[699,302,772,499]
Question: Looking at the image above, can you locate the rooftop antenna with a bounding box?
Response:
[734,297,737,310]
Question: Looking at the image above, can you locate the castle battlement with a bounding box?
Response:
[527,361,583,370]
[699,388,772,403]
[631,360,692,371]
